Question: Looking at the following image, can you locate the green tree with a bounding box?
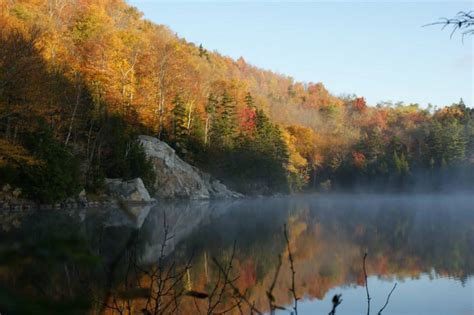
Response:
[16,127,82,203]
[393,151,409,176]
[172,94,188,149]
[424,119,466,167]
[244,92,255,109]
[210,91,236,148]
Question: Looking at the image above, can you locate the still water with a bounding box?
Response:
[0,194,473,314]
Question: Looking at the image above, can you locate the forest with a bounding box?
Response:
[1,0,473,203]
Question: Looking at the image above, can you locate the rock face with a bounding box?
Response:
[138,135,243,199]
[105,178,152,202]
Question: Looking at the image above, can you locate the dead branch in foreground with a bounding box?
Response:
[267,254,283,315]
[95,221,403,315]
[363,252,398,315]
[363,253,371,315]
[284,224,299,315]
[424,10,474,40]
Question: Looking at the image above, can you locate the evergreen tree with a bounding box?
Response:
[244,92,255,109]
[172,94,188,148]
[254,109,289,190]
[198,43,209,60]
[424,119,466,167]
[186,114,207,163]
[210,91,236,148]
[198,44,205,57]
[393,151,409,176]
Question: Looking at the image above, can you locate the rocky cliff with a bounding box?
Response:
[138,135,243,199]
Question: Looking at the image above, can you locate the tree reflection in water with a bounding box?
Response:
[0,194,472,314]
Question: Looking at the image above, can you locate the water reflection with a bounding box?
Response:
[0,194,472,314]
[170,194,474,313]
[296,275,473,315]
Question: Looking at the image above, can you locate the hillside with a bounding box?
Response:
[0,0,473,202]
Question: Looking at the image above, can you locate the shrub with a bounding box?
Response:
[13,130,82,203]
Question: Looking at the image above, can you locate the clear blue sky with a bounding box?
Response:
[128,1,473,108]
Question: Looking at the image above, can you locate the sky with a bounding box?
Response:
[128,1,473,108]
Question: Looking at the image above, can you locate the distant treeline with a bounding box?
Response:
[1,0,473,202]
[315,103,474,192]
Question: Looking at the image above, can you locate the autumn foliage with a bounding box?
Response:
[0,0,473,201]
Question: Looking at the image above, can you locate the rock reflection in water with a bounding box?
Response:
[0,194,472,314]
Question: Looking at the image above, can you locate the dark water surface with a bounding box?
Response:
[0,194,473,314]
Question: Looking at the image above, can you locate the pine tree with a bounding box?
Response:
[443,120,466,164]
[425,119,466,167]
[393,151,409,175]
[244,92,255,109]
[211,91,236,148]
[198,44,205,57]
[253,109,289,190]
[198,43,209,61]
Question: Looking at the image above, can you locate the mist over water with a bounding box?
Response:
[0,193,473,314]
[164,193,474,314]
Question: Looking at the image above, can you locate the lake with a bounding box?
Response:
[0,194,472,314]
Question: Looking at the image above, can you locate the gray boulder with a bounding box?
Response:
[138,135,243,199]
[205,174,243,199]
[105,178,152,202]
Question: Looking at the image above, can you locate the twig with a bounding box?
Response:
[207,242,237,314]
[267,254,283,314]
[424,10,474,41]
[193,297,202,315]
[377,283,397,315]
[363,253,371,315]
[211,251,263,315]
[284,224,298,315]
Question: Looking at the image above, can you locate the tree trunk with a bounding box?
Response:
[186,100,194,132]
[65,81,81,145]
[5,116,11,140]
[205,116,210,145]
[158,95,165,140]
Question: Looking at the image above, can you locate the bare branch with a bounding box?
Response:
[424,10,474,41]
[363,253,371,315]
[211,246,263,315]
[267,254,283,314]
[207,242,237,314]
[377,283,397,315]
[284,224,298,315]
